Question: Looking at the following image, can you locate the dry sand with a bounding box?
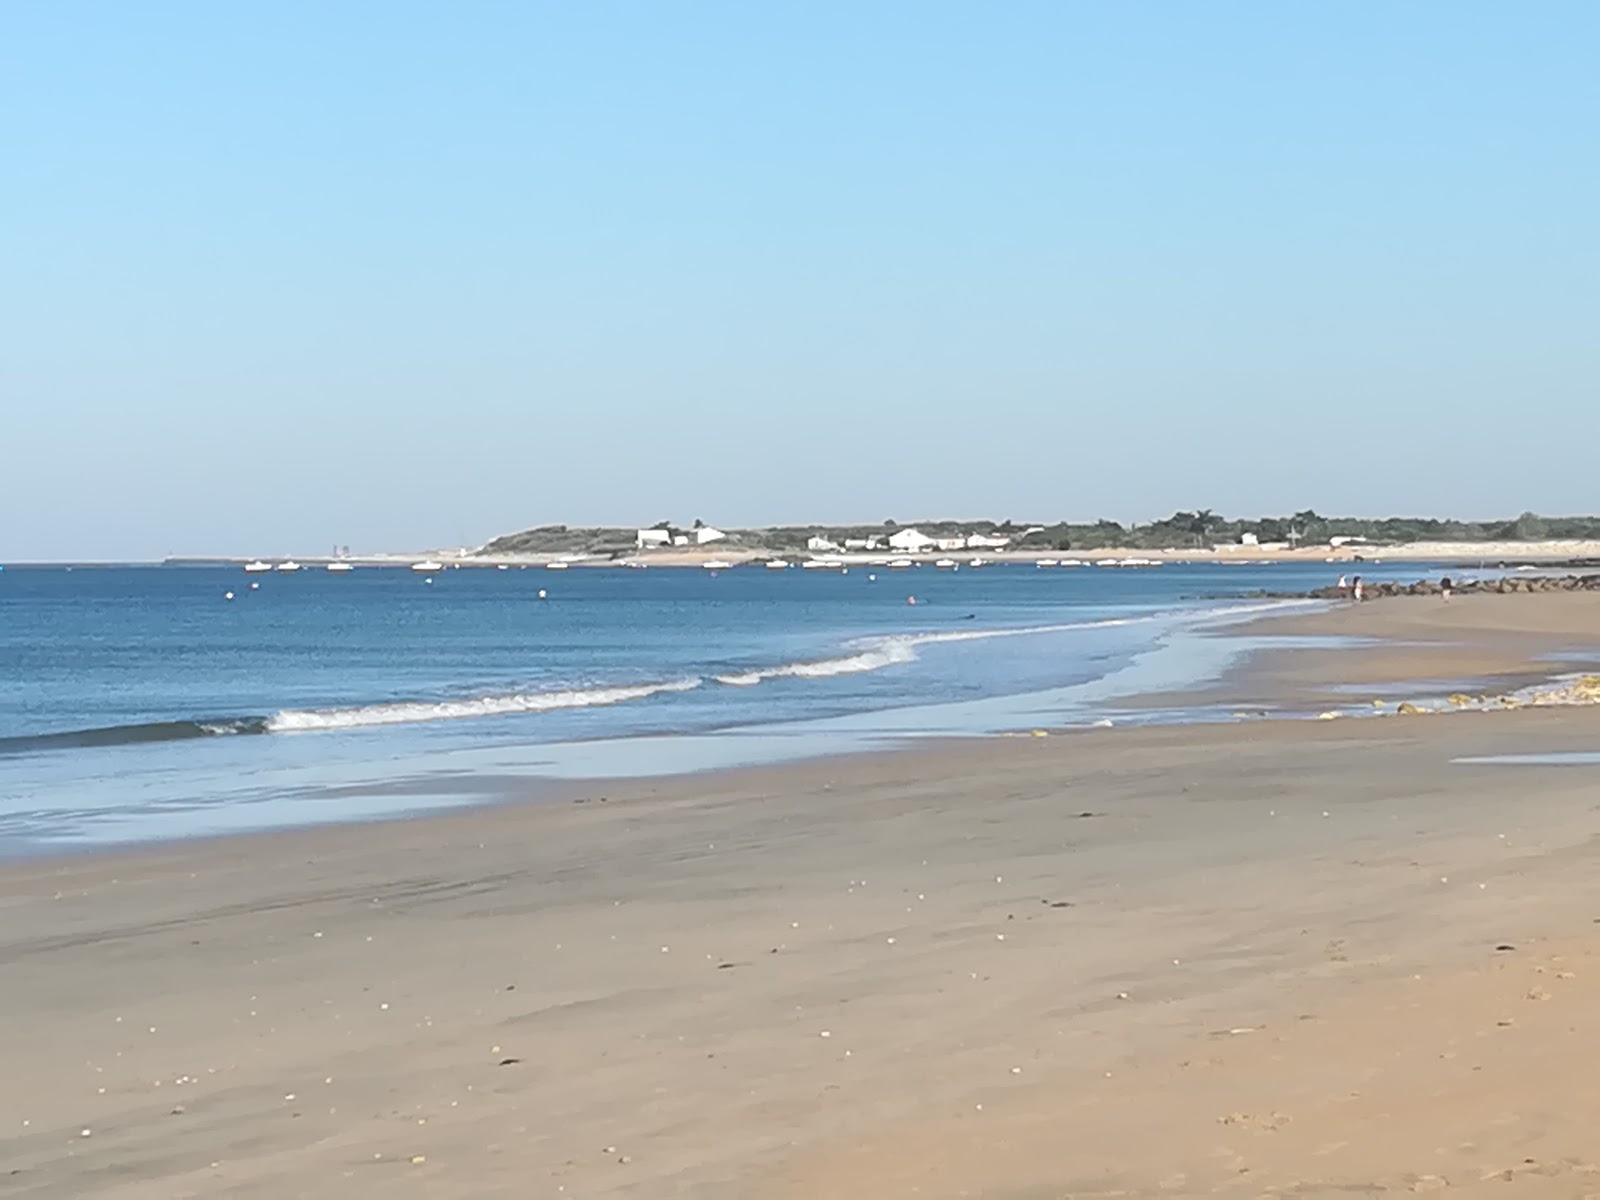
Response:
[4,593,1600,1197]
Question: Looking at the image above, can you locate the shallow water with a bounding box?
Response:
[1453,752,1600,766]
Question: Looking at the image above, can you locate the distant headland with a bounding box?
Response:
[477,510,1600,558]
[166,510,1600,570]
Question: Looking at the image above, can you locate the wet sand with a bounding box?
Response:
[1146,589,1600,714]
[4,593,1600,1197]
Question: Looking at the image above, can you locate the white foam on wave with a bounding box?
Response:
[710,600,1313,689]
[265,678,703,732]
[713,641,919,686]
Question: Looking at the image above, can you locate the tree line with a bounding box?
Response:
[1013,510,1600,551]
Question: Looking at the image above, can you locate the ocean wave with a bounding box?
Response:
[712,640,918,686]
[263,677,704,732]
[0,716,269,755]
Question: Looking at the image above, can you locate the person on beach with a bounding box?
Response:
[1441,575,1453,602]
[1351,575,1364,602]
[1338,573,1348,595]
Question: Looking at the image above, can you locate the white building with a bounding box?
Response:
[695,526,727,545]
[843,537,881,551]
[966,533,1011,548]
[807,535,840,552]
[1239,532,1259,546]
[636,528,672,548]
[934,536,967,551]
[887,527,937,552]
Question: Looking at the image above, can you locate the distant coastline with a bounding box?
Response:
[132,509,1600,571]
[160,540,1600,571]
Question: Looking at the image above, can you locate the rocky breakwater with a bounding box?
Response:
[1303,573,1600,600]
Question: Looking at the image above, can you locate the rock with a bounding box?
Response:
[1396,702,1426,715]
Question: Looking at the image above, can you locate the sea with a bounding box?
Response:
[0,559,1462,855]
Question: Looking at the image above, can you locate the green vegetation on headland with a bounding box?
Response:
[475,511,1600,557]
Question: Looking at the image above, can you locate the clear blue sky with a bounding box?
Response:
[4,2,1595,559]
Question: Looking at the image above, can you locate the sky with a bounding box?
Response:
[3,2,1596,559]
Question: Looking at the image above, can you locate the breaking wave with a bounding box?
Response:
[263,678,704,732]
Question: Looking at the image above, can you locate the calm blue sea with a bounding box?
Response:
[0,560,1457,853]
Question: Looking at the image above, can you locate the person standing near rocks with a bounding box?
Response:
[1352,575,1364,602]
[1441,576,1453,602]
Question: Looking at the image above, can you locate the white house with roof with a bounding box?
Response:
[843,537,881,551]
[934,536,967,551]
[695,526,727,545]
[966,532,1011,548]
[807,535,841,552]
[887,527,937,552]
[636,528,672,548]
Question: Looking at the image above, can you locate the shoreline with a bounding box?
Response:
[9,590,1600,861]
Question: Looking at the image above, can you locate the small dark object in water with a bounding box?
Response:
[1042,900,1073,908]
[1495,944,1516,952]
[1075,811,1102,818]
[498,1057,522,1066]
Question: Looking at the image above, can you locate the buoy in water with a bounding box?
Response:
[224,591,234,600]
[538,589,547,599]
[249,582,259,590]
[906,596,917,605]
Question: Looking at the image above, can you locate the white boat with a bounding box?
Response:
[1034,559,1059,568]
[411,560,443,572]
[765,559,791,569]
[1059,558,1084,567]
[326,562,354,572]
[888,558,913,569]
[802,558,843,570]
[968,557,987,567]
[545,561,570,570]
[243,560,272,573]
[702,559,733,570]
[935,558,957,569]
[276,561,301,573]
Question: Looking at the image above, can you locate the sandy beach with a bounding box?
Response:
[5,592,1600,1197]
